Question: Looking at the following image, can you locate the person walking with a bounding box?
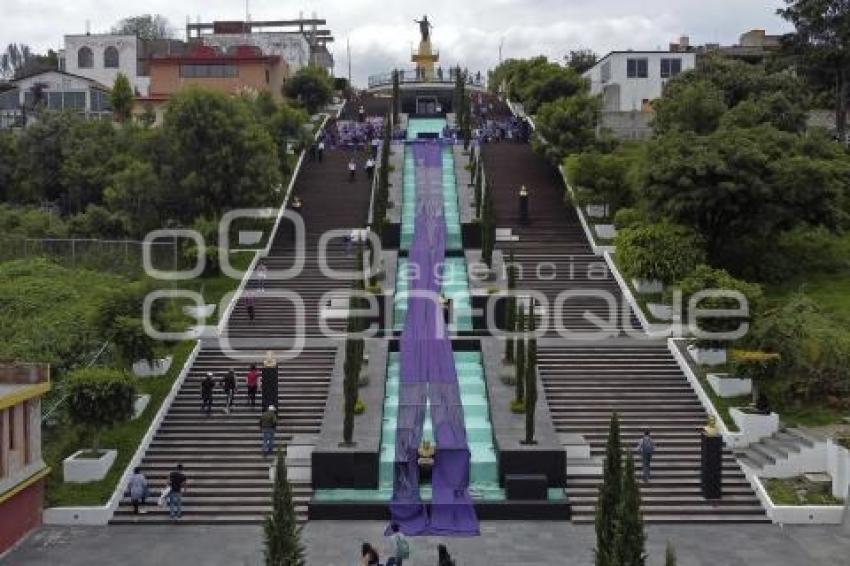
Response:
[128,467,148,514]
[348,157,357,182]
[260,405,277,456]
[317,139,325,162]
[371,136,380,157]
[637,430,656,482]
[256,260,268,292]
[223,369,236,414]
[245,293,255,323]
[246,364,259,408]
[365,157,375,180]
[438,544,456,566]
[200,372,215,415]
[167,463,187,520]
[386,522,410,566]
[360,543,380,566]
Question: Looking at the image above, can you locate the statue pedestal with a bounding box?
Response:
[701,432,723,499]
[262,362,279,412]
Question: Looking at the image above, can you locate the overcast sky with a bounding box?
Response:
[2,0,792,85]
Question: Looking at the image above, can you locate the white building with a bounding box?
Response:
[200,32,311,74]
[583,51,697,112]
[0,70,112,128]
[61,33,151,95]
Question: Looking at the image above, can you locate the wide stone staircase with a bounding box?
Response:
[538,344,768,523]
[112,346,335,524]
[114,142,372,523]
[482,143,640,335]
[482,139,767,523]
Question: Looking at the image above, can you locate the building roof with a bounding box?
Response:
[0,362,50,410]
[11,68,112,91]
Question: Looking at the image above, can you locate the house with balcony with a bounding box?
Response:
[0,363,50,554]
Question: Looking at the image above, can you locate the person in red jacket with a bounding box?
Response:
[245,364,259,408]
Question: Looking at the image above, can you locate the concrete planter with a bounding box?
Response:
[594,223,617,240]
[63,449,117,483]
[184,304,216,320]
[707,373,752,398]
[132,355,173,378]
[826,439,850,499]
[730,407,779,446]
[752,476,845,525]
[631,278,664,294]
[132,394,151,419]
[585,204,609,218]
[687,344,727,366]
[647,303,673,320]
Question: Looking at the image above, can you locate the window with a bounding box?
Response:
[626,58,648,79]
[179,64,239,78]
[91,90,111,112]
[660,58,682,78]
[104,46,119,68]
[0,89,19,110]
[78,46,94,69]
[601,61,611,83]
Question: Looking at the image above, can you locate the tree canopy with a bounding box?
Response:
[284,66,334,114]
[112,14,174,41]
[488,56,587,114]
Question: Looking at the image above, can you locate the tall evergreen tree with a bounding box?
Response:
[664,542,677,566]
[110,73,134,123]
[504,249,517,363]
[617,453,647,566]
[265,452,305,566]
[594,413,623,566]
[392,69,401,125]
[524,300,538,443]
[514,305,526,403]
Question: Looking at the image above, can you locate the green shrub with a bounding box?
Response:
[612,207,647,230]
[668,265,763,348]
[354,399,366,415]
[565,151,633,213]
[67,367,136,453]
[616,223,705,284]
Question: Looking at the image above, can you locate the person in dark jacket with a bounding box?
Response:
[360,542,380,566]
[260,405,277,456]
[200,372,215,415]
[223,369,236,413]
[438,544,455,566]
[637,430,655,482]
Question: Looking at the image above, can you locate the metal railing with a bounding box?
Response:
[368,68,486,89]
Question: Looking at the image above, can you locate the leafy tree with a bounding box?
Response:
[615,223,705,284]
[566,49,598,74]
[594,413,622,566]
[565,152,634,213]
[779,0,850,137]
[112,14,174,41]
[0,44,54,79]
[104,159,163,238]
[524,301,538,444]
[641,126,846,272]
[12,111,75,205]
[68,204,127,239]
[720,92,807,133]
[60,119,121,214]
[489,57,586,114]
[163,88,281,218]
[265,452,305,566]
[284,66,334,114]
[269,103,308,176]
[0,131,17,201]
[653,79,727,135]
[535,93,600,162]
[111,73,134,122]
[343,276,366,445]
[67,368,136,454]
[616,453,647,566]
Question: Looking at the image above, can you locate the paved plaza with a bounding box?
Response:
[3,521,849,566]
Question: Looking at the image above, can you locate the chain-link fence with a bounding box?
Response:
[0,237,189,276]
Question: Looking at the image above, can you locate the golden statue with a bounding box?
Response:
[704,415,719,436]
[411,15,439,81]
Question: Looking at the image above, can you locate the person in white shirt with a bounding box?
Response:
[365,158,375,180]
[348,158,357,182]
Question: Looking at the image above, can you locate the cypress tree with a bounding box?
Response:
[514,305,526,403]
[264,452,305,566]
[392,69,400,125]
[664,542,676,566]
[524,300,537,443]
[504,249,517,363]
[594,412,622,566]
[617,452,647,566]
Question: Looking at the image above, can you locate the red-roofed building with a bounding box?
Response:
[133,44,289,125]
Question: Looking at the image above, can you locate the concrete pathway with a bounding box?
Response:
[5,522,849,566]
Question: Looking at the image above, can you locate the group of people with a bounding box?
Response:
[199,365,262,414]
[126,462,187,520]
[360,523,456,565]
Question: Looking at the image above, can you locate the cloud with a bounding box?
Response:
[1,0,793,85]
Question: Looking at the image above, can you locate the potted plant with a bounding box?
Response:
[673,265,763,367]
[616,223,704,296]
[63,368,136,483]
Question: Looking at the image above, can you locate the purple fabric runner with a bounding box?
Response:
[389,141,479,536]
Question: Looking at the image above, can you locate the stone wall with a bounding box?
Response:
[598,111,654,140]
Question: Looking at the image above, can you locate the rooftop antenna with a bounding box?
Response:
[85,19,91,36]
[347,37,352,85]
